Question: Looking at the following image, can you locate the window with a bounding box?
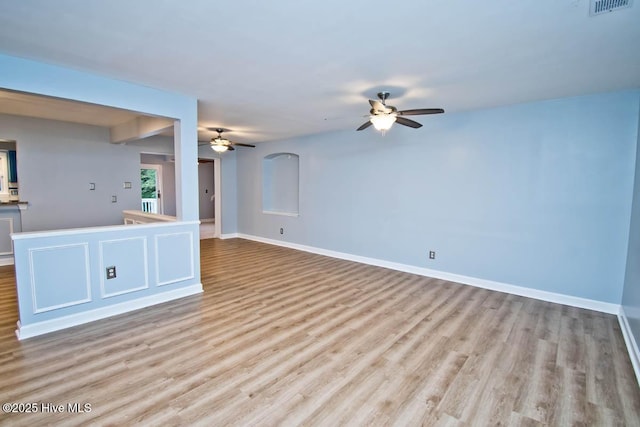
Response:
[262,153,299,216]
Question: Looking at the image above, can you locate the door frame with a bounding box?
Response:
[213,157,221,238]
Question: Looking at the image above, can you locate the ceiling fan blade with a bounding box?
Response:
[397,108,444,116]
[231,142,256,148]
[396,116,423,129]
[227,146,235,151]
[356,121,373,131]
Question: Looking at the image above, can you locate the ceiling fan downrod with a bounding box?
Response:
[377,91,390,104]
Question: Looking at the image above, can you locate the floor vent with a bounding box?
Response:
[590,0,633,15]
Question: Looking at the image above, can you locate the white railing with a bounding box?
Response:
[141,198,158,213]
[123,210,176,225]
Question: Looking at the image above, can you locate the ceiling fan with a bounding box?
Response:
[356,91,444,133]
[199,128,255,153]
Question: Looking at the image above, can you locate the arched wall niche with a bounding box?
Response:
[262,152,299,216]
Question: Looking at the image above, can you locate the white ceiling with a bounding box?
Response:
[0,0,638,144]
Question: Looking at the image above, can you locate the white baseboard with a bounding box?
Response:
[0,257,14,266]
[619,306,640,387]
[220,233,239,240]
[236,233,620,315]
[16,283,203,340]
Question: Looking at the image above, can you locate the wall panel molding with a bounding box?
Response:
[99,236,149,298]
[154,231,195,286]
[29,243,91,313]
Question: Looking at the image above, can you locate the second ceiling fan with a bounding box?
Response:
[357,91,444,133]
[199,128,255,153]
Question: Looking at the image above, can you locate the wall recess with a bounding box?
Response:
[262,153,299,216]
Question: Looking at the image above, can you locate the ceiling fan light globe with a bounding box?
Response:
[212,137,230,145]
[370,114,397,131]
[211,145,228,153]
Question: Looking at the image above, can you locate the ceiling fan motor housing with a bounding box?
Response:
[355,90,445,132]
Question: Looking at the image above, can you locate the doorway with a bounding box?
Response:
[198,157,221,238]
[140,163,163,214]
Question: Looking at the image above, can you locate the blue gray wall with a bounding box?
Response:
[623,97,640,344]
[221,153,238,235]
[0,53,200,222]
[237,90,640,304]
[1,114,143,231]
[0,115,184,231]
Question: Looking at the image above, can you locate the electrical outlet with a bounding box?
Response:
[429,251,436,260]
[280,227,284,235]
[111,195,117,203]
[106,266,117,279]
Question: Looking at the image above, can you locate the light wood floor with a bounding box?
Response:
[0,238,639,426]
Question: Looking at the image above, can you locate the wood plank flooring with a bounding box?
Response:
[0,238,638,426]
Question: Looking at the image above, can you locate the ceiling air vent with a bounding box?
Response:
[590,0,633,15]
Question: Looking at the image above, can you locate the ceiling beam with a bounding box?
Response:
[110,116,174,144]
